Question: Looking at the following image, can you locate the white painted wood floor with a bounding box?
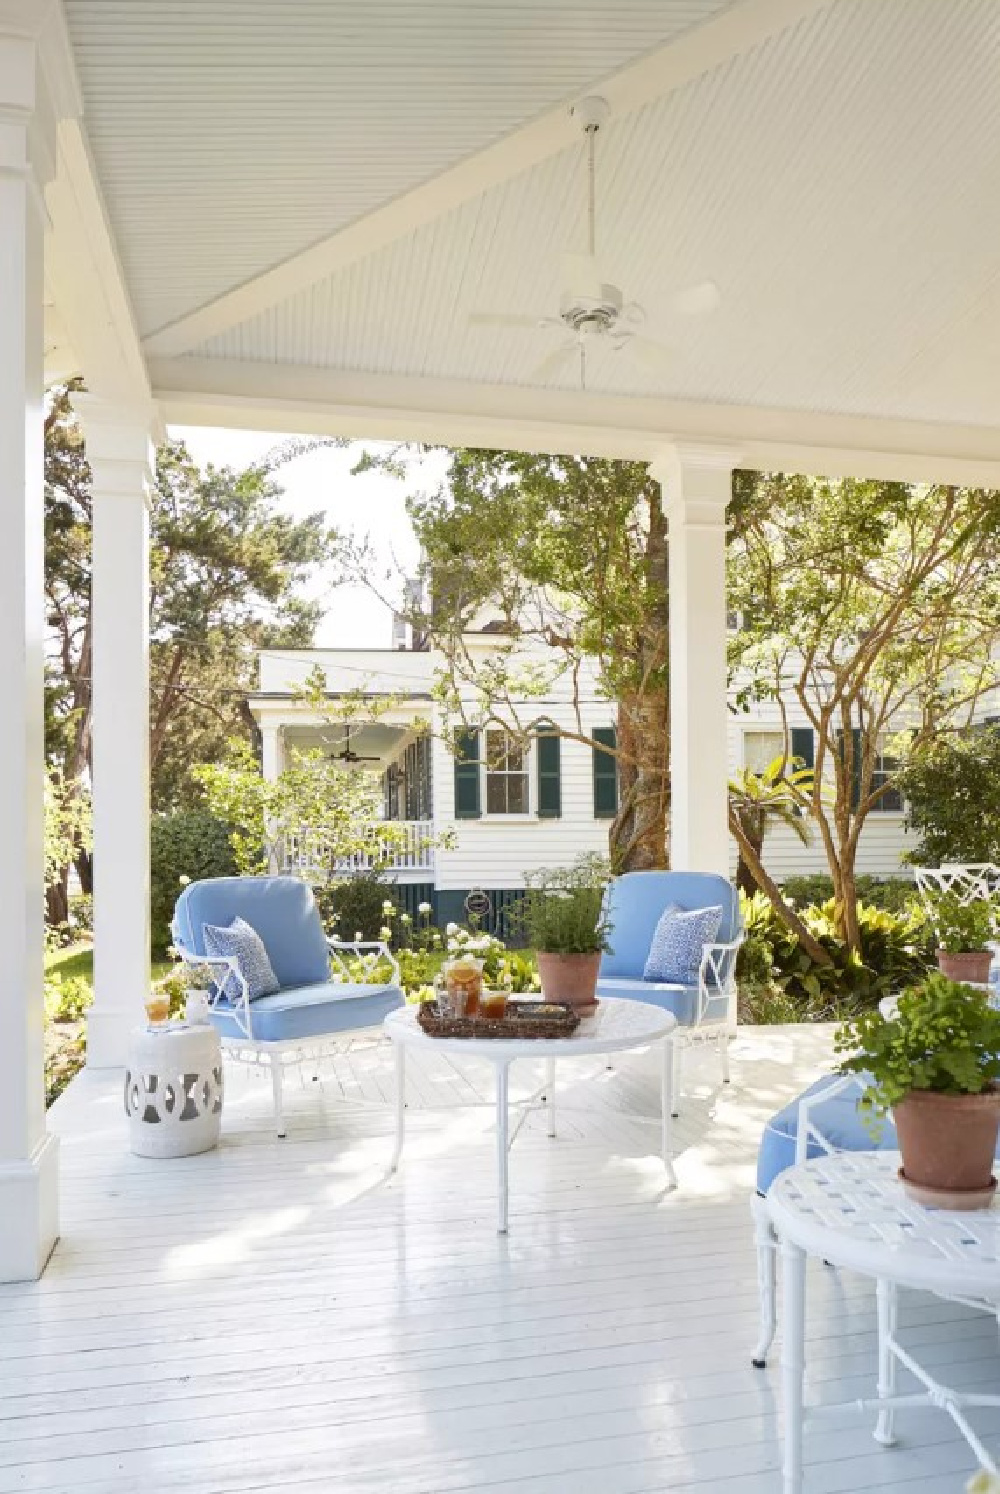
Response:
[2,1024,997,1494]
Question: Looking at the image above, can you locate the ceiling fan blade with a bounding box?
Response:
[623,335,674,375]
[468,311,552,331]
[560,251,605,301]
[668,279,721,318]
[529,342,579,383]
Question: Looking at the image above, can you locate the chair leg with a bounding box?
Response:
[720,1031,732,1086]
[752,1193,778,1368]
[270,1056,286,1139]
[671,1040,683,1118]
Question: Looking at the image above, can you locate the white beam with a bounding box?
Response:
[152,356,1000,488]
[74,397,155,1070]
[0,18,59,1283]
[141,0,831,357]
[652,443,740,877]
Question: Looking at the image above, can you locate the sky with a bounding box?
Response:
[171,426,447,648]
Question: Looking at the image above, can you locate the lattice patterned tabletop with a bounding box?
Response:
[768,1151,1000,1301]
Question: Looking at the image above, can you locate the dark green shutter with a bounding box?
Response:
[790,727,814,769]
[454,728,481,819]
[535,731,561,818]
[592,727,618,819]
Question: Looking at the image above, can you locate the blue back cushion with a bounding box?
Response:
[600,871,741,979]
[173,876,329,989]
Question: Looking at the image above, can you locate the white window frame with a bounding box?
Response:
[743,728,785,775]
[482,727,532,818]
[870,737,904,813]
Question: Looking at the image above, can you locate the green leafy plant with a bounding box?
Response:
[315,872,401,944]
[834,974,1000,1130]
[781,875,920,917]
[517,858,610,956]
[898,728,1000,867]
[43,973,92,1025]
[736,891,934,1020]
[926,891,998,953]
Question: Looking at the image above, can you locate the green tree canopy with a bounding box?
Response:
[897,726,1000,865]
[729,472,1000,949]
[402,450,669,871]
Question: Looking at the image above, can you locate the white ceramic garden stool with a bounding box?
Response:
[125,1023,224,1158]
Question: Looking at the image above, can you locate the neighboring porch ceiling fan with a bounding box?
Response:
[331,728,381,765]
[469,96,720,390]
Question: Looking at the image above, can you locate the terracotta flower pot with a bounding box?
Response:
[893,1087,1000,1206]
[936,949,993,985]
[536,951,602,1010]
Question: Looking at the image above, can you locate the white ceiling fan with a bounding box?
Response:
[469,96,720,390]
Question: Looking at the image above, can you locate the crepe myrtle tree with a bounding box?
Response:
[352,447,671,873]
[728,470,1000,953]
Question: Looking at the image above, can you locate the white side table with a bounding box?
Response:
[768,1151,1000,1493]
[384,997,677,1234]
[125,1023,224,1157]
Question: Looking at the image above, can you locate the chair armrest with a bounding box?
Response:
[699,935,742,990]
[173,942,252,1037]
[794,1073,868,1166]
[327,937,401,987]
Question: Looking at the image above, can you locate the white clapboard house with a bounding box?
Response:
[248,626,926,928]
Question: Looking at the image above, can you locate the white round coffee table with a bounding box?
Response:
[384,998,677,1233]
[768,1150,1000,1493]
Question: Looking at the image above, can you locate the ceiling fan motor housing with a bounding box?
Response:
[559,281,623,335]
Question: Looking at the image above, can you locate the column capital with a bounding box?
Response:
[72,394,156,505]
[0,6,81,193]
[650,440,743,523]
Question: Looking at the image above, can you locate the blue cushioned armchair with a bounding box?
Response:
[172,876,404,1137]
[595,871,743,1113]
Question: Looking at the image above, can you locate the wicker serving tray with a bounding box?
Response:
[417,999,581,1041]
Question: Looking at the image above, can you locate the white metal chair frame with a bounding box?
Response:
[751,1072,866,1367]
[668,935,743,1115]
[171,931,401,1138]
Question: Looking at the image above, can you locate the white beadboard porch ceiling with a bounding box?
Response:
[63,0,736,339]
[180,0,1000,423]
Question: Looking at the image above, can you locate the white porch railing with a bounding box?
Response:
[281,821,434,878]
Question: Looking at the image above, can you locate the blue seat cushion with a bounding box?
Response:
[757,1075,898,1195]
[594,976,728,1026]
[207,981,403,1043]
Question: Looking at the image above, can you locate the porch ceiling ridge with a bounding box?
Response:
[153,355,1000,487]
[138,0,830,359]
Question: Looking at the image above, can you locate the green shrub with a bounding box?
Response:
[43,973,92,1024]
[150,809,237,955]
[315,871,401,943]
[925,890,998,952]
[737,891,934,1021]
[780,874,919,915]
[897,728,1000,865]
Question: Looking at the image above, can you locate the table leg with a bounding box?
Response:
[389,1042,405,1172]
[781,1235,807,1494]
[545,1056,556,1138]
[874,1278,898,1446]
[661,1036,678,1188]
[497,1060,511,1234]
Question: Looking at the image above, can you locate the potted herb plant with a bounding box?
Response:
[928,890,997,985]
[834,973,1000,1207]
[520,858,611,1011]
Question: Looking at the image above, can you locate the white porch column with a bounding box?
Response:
[0,24,59,1280]
[74,398,154,1069]
[651,443,741,877]
[260,721,283,782]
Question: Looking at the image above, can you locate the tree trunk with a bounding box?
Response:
[612,690,669,871]
[728,808,834,966]
[75,846,93,896]
[735,836,762,897]
[46,871,69,930]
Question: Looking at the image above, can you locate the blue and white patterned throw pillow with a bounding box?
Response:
[202,916,280,1003]
[643,904,724,985]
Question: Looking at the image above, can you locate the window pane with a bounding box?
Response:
[507,774,528,814]
[485,775,507,814]
[485,730,506,772]
[744,731,783,774]
[506,741,525,774]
